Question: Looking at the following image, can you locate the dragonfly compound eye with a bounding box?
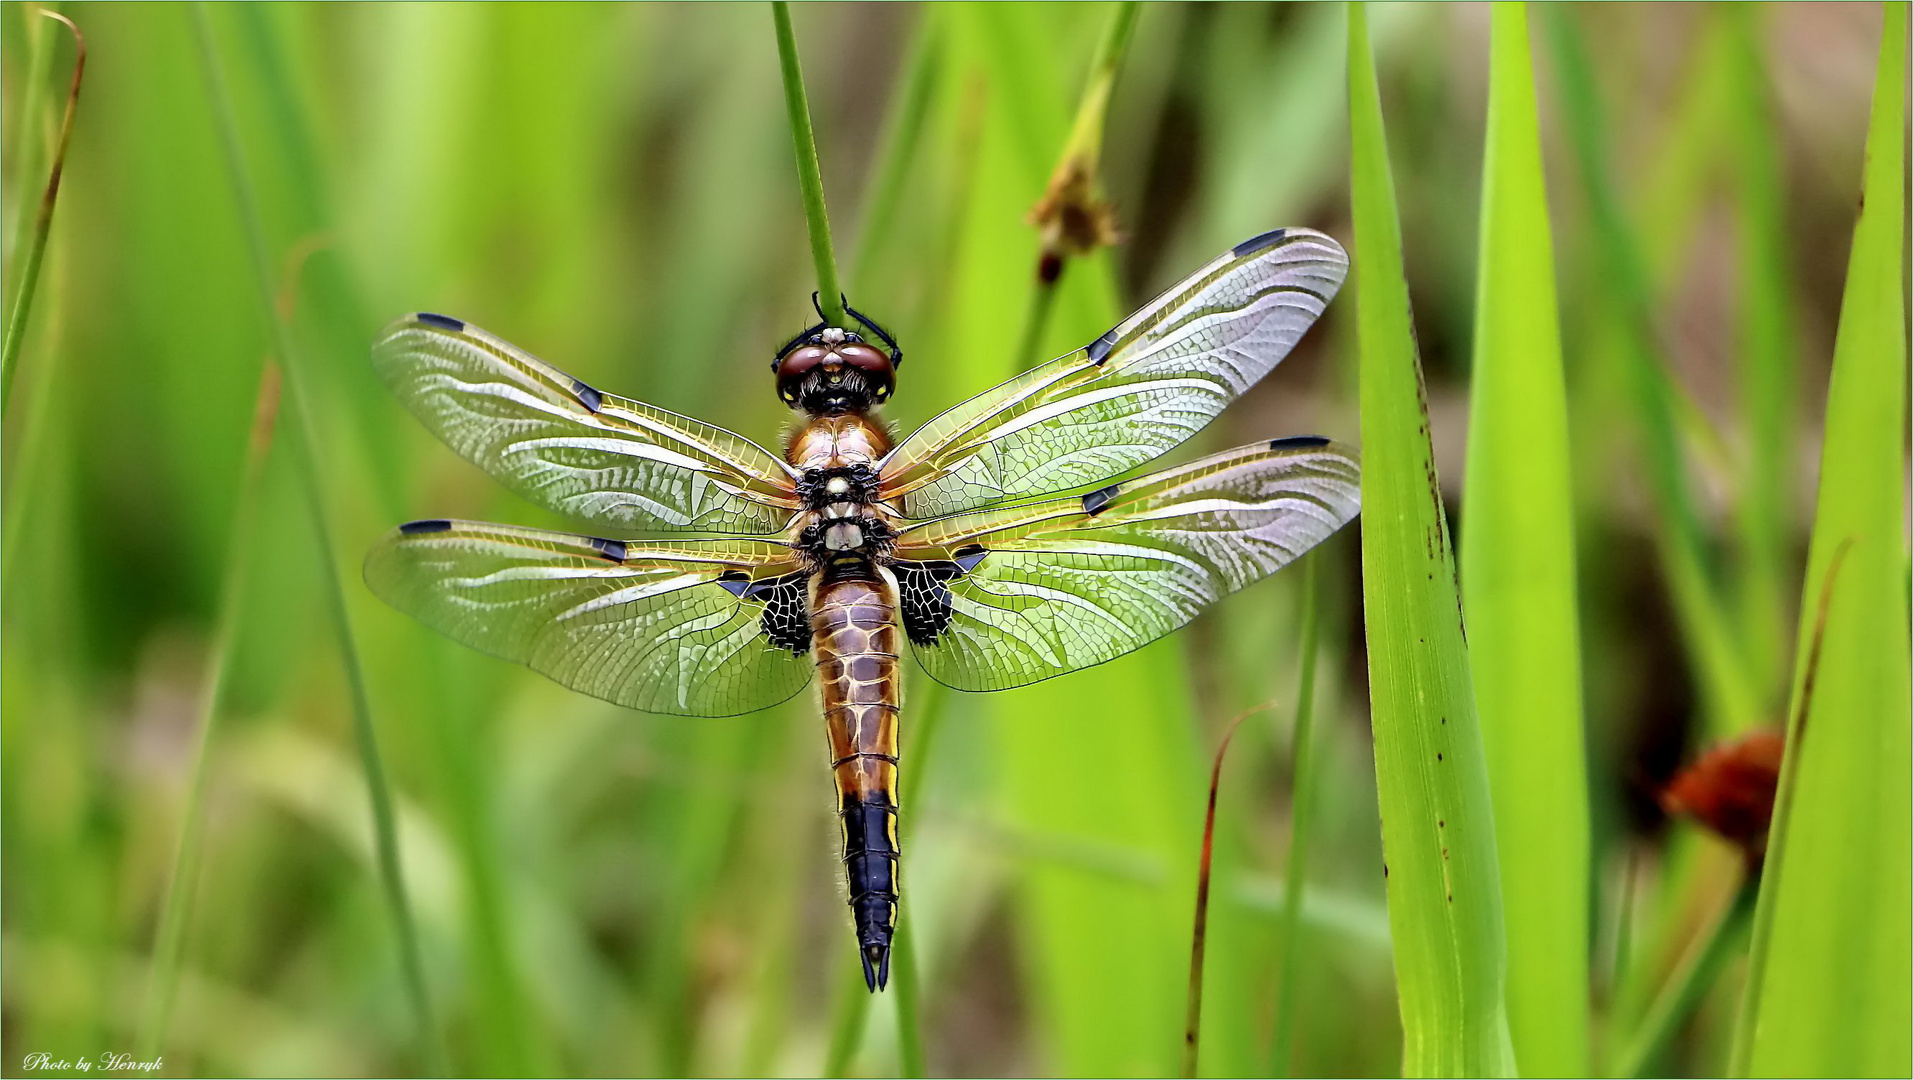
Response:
[837,342,896,400]
[776,344,829,404]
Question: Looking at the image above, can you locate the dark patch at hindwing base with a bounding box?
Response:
[717,571,811,654]
[896,545,987,646]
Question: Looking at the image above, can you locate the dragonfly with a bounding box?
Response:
[363,227,1360,991]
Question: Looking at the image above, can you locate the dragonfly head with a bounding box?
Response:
[774,324,897,414]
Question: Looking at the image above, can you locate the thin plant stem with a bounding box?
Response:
[1013,0,1140,372]
[890,908,929,1078]
[1183,703,1269,1078]
[1010,277,1061,372]
[1614,875,1758,1078]
[1602,845,1641,1059]
[772,0,846,328]
[823,952,873,1078]
[4,5,55,261]
[188,7,443,1071]
[887,683,952,1078]
[2,8,83,415]
[1268,554,1322,1076]
[847,13,941,293]
[137,361,282,1062]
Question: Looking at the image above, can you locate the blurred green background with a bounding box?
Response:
[0,3,1897,1077]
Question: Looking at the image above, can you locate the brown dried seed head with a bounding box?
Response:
[1027,155,1121,262]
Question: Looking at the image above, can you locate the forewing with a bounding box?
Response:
[363,519,812,716]
[880,229,1347,518]
[374,314,799,535]
[891,439,1359,691]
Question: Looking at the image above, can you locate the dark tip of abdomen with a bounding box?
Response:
[840,795,898,992]
[861,942,891,992]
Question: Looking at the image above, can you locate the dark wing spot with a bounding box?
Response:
[716,570,751,598]
[571,379,604,413]
[1231,228,1288,258]
[415,312,464,332]
[1269,435,1330,450]
[399,519,453,535]
[587,536,627,562]
[1082,484,1120,516]
[1086,326,1120,366]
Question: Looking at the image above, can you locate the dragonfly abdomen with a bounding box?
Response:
[811,565,903,991]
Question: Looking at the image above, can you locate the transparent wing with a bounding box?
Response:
[363,519,812,716]
[879,229,1347,518]
[374,314,800,535]
[890,439,1359,692]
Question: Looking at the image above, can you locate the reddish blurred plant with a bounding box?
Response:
[1659,729,1784,861]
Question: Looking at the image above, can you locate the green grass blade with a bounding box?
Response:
[772,0,846,329]
[137,362,280,1062]
[1544,6,1758,737]
[1459,6,1589,1076]
[1347,5,1514,1074]
[823,953,874,1078]
[1,8,81,415]
[1182,707,1259,1079]
[1616,877,1756,1078]
[1733,7,1911,1074]
[3,4,55,271]
[847,12,940,294]
[1267,556,1321,1078]
[1722,5,1800,711]
[188,7,442,1070]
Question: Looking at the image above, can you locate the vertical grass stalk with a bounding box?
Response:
[1731,8,1910,1072]
[1460,5,1589,1075]
[1013,0,1138,370]
[1182,706,1261,1078]
[1614,866,1757,1077]
[1544,5,1757,737]
[847,13,941,293]
[1348,5,1514,1074]
[1,8,83,415]
[1267,555,1321,1077]
[772,1,846,328]
[188,7,442,1070]
[1722,5,1799,711]
[137,362,281,1061]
